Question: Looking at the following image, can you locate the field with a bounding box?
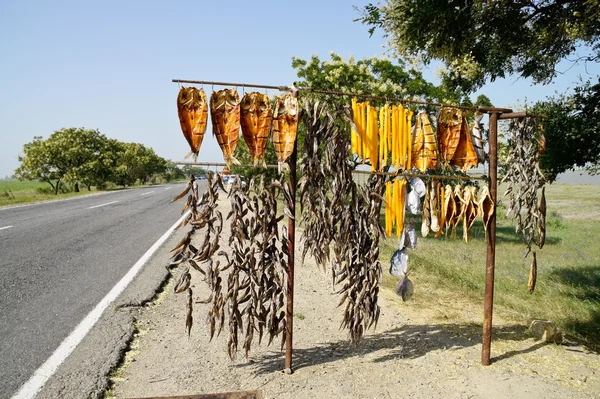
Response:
[0,180,102,206]
[380,183,600,351]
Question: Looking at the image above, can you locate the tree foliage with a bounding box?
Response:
[292,52,469,105]
[533,79,600,180]
[358,1,600,91]
[16,128,178,193]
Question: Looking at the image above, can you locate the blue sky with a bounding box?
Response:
[1,1,597,178]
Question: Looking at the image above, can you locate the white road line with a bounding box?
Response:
[11,210,191,399]
[0,225,13,230]
[140,191,155,196]
[164,187,172,190]
[87,201,118,209]
[0,191,115,211]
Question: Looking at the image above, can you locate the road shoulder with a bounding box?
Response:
[35,224,187,399]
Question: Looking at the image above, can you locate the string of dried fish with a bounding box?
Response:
[300,99,383,343]
[501,117,546,256]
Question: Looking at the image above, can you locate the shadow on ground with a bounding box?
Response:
[237,323,544,375]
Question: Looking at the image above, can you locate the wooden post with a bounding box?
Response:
[284,89,298,374]
[482,111,499,365]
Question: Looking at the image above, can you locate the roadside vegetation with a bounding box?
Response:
[13,127,189,196]
[380,183,600,352]
[5,128,214,207]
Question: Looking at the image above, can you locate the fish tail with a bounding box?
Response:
[225,155,241,167]
[279,162,290,173]
[184,151,199,162]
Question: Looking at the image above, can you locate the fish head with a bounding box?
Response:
[178,87,207,109]
[258,93,272,115]
[224,88,240,106]
[275,93,298,118]
[210,88,240,110]
[241,92,258,113]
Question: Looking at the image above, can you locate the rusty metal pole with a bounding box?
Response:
[482,111,499,366]
[284,89,298,374]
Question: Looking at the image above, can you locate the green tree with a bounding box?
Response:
[112,142,167,186]
[15,137,63,194]
[532,79,600,181]
[15,128,113,194]
[292,52,468,105]
[165,162,187,181]
[358,1,600,90]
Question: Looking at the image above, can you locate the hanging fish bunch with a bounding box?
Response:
[479,185,494,233]
[170,173,226,336]
[437,107,481,172]
[210,89,242,167]
[220,176,290,358]
[240,92,273,167]
[333,173,385,342]
[300,99,384,344]
[460,186,480,243]
[421,179,443,237]
[177,87,209,161]
[389,224,419,301]
[350,100,379,170]
[412,111,438,171]
[299,100,341,269]
[390,105,413,172]
[501,117,546,255]
[350,100,413,172]
[272,93,299,170]
[385,178,407,238]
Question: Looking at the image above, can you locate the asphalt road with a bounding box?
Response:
[0,182,202,398]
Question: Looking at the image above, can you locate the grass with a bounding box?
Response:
[0,180,106,206]
[380,183,600,352]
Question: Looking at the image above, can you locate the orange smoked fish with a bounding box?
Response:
[437,107,462,166]
[412,111,438,171]
[210,88,241,167]
[177,87,208,161]
[240,92,272,166]
[272,93,298,166]
[451,116,479,172]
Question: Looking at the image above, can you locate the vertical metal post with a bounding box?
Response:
[284,89,298,373]
[482,111,499,366]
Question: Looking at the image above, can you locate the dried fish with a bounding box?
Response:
[177,87,208,161]
[389,248,408,277]
[404,224,418,249]
[421,185,431,237]
[479,185,494,233]
[300,99,383,344]
[501,117,546,256]
[412,111,438,171]
[471,112,486,164]
[406,189,421,215]
[528,252,538,294]
[240,92,273,166]
[395,276,414,302]
[452,115,479,172]
[272,93,299,167]
[444,184,457,237]
[429,180,440,233]
[210,88,241,167]
[409,177,426,197]
[537,187,546,249]
[437,107,462,165]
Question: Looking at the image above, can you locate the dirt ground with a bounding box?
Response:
[110,197,600,399]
